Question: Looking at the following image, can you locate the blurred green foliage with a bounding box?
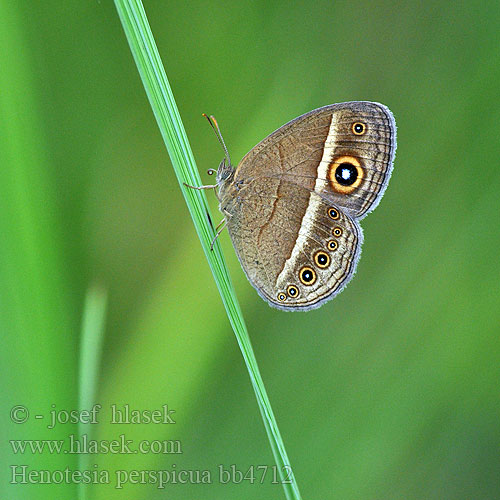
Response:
[1,1,499,499]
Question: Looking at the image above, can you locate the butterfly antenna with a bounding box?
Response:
[202,113,232,166]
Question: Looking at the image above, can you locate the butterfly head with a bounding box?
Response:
[216,158,234,184]
[202,113,235,192]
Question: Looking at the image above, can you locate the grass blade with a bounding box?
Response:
[78,284,107,500]
[113,1,302,498]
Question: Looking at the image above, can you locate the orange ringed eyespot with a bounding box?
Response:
[352,122,366,135]
[328,155,364,194]
[299,267,316,286]
[327,240,338,251]
[328,207,340,220]
[314,251,331,269]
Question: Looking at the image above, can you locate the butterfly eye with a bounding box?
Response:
[352,122,366,135]
[287,285,299,298]
[277,292,287,302]
[328,155,364,194]
[299,267,317,286]
[327,207,340,220]
[332,227,343,238]
[327,240,338,251]
[314,251,331,269]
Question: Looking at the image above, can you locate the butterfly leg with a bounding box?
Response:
[214,217,226,232]
[210,219,227,251]
[183,182,218,190]
[221,207,233,218]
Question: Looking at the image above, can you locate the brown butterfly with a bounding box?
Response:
[192,102,396,310]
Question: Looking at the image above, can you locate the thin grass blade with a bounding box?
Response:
[113,1,302,498]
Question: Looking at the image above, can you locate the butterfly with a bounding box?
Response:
[190,102,396,310]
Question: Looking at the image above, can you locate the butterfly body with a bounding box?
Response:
[214,101,396,311]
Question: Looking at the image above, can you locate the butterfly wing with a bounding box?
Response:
[234,101,396,219]
[220,101,395,310]
[224,178,362,310]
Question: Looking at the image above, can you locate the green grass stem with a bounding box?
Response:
[113,1,302,498]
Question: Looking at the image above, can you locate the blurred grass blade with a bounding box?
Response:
[78,283,107,417]
[78,284,107,500]
[113,1,301,498]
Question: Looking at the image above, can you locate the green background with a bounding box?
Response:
[1,1,499,499]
